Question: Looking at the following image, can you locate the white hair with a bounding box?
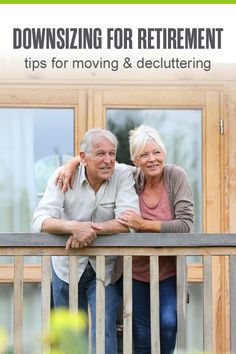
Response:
[80,128,118,153]
[129,125,167,161]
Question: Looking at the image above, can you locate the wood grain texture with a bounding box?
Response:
[0,236,235,354]
[203,91,220,232]
[3,245,236,257]
[69,256,78,311]
[230,256,236,354]
[177,256,187,351]
[228,82,236,233]
[1,233,236,248]
[203,256,213,352]
[0,263,210,285]
[123,256,132,354]
[14,256,24,354]
[96,256,105,354]
[0,264,41,283]
[150,256,160,354]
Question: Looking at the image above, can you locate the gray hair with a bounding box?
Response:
[129,125,167,161]
[80,128,118,153]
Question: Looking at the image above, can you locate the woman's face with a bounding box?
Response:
[135,140,165,178]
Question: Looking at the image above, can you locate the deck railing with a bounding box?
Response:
[1,233,236,354]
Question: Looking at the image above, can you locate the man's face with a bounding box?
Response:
[81,137,116,188]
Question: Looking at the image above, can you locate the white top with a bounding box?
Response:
[32,163,139,285]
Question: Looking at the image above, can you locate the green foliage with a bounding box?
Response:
[0,329,13,354]
[107,116,138,164]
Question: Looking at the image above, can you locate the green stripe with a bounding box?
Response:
[0,0,236,3]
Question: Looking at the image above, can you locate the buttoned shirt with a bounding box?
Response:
[32,163,139,285]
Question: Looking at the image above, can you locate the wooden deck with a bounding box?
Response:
[0,232,236,354]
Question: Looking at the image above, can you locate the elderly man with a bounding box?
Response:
[32,128,139,354]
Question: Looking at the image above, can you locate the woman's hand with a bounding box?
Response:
[55,157,80,192]
[117,209,146,231]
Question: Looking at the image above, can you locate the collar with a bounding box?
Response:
[79,164,88,188]
[78,164,111,189]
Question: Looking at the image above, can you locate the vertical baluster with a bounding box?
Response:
[177,256,187,352]
[14,255,24,354]
[150,255,160,354]
[123,256,132,354]
[69,256,79,311]
[203,255,213,352]
[96,255,105,354]
[41,256,51,353]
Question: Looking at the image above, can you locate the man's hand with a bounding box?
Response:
[65,222,101,251]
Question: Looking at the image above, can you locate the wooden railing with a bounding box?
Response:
[1,233,236,354]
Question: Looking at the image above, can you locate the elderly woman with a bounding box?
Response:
[56,125,194,354]
[116,125,194,354]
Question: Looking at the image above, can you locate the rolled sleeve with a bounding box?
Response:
[32,214,53,233]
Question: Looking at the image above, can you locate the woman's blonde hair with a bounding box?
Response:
[129,125,167,161]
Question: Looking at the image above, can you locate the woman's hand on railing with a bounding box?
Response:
[117,209,146,231]
[55,156,81,192]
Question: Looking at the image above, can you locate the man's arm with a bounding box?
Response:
[92,219,129,235]
[41,217,76,235]
[32,169,98,250]
[41,217,99,250]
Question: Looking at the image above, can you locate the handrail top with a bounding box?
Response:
[0,233,236,248]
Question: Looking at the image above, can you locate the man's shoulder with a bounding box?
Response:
[114,162,130,171]
[108,163,133,184]
[113,162,132,175]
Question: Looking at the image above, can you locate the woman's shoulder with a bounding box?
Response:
[164,164,189,182]
[164,164,186,174]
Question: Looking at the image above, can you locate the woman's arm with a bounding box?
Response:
[55,156,80,192]
[160,166,194,233]
[117,209,161,232]
[117,166,194,234]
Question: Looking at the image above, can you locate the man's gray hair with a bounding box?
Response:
[80,128,118,153]
[129,125,167,161]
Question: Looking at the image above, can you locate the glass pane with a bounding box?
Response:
[187,282,203,351]
[23,284,42,354]
[107,109,202,233]
[0,283,42,354]
[0,108,74,236]
[0,284,13,347]
[0,108,74,353]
